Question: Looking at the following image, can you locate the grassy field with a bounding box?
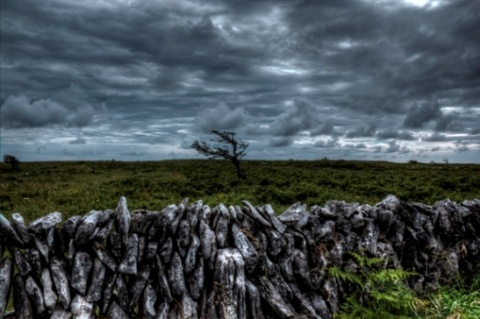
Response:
[1,159,479,222]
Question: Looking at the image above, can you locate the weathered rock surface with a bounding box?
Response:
[0,195,479,318]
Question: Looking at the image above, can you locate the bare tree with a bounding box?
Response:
[191,130,249,179]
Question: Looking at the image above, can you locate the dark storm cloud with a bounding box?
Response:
[1,0,479,162]
[269,137,294,147]
[435,113,464,132]
[1,96,69,128]
[376,130,416,141]
[1,90,97,129]
[310,120,336,136]
[403,101,441,128]
[423,132,448,142]
[269,100,321,136]
[345,124,376,138]
[385,141,410,154]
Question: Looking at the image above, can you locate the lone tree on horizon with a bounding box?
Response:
[191,130,249,179]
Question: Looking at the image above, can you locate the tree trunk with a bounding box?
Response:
[232,159,245,180]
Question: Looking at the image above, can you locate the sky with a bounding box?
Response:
[1,0,479,163]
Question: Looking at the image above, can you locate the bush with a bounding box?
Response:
[3,154,20,168]
[329,251,423,319]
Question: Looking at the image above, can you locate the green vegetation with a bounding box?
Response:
[416,276,480,319]
[1,159,479,222]
[329,252,480,319]
[329,252,424,319]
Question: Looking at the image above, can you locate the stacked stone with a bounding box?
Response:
[0,195,479,319]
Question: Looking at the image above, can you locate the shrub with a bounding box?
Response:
[329,251,424,319]
[3,154,20,168]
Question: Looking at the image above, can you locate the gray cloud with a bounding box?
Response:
[423,132,447,142]
[269,99,321,137]
[403,101,441,128]
[310,120,336,136]
[1,84,97,128]
[1,0,479,163]
[1,95,69,128]
[69,137,86,144]
[345,124,376,138]
[314,137,339,148]
[385,141,410,154]
[376,129,416,141]
[195,103,248,132]
[269,137,294,147]
[435,112,464,132]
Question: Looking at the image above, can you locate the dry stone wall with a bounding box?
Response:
[1,195,480,319]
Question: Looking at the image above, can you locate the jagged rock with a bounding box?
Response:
[214,248,246,319]
[159,236,173,264]
[95,218,114,241]
[215,211,230,248]
[50,308,73,319]
[29,211,62,235]
[199,220,216,261]
[258,275,297,318]
[75,210,102,246]
[185,234,201,274]
[188,257,204,301]
[242,200,271,227]
[63,216,81,239]
[130,210,156,234]
[115,196,131,248]
[113,275,129,311]
[0,259,13,318]
[155,255,173,303]
[93,242,118,272]
[70,294,94,319]
[50,256,71,309]
[118,233,138,275]
[100,273,117,314]
[232,223,258,273]
[86,258,106,303]
[168,251,186,296]
[0,213,24,247]
[25,276,45,315]
[141,280,157,319]
[41,268,58,312]
[108,301,128,319]
[278,203,309,230]
[128,265,151,312]
[13,275,33,319]
[71,251,93,295]
[12,247,32,276]
[0,195,478,319]
[11,213,32,244]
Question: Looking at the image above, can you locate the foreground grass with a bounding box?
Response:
[417,277,480,319]
[1,159,479,222]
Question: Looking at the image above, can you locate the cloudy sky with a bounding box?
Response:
[1,0,479,163]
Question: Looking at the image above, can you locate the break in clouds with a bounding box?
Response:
[1,0,479,162]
